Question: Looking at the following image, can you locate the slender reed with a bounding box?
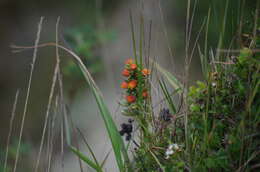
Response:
[4,90,20,171]
[13,17,44,172]
[34,17,60,172]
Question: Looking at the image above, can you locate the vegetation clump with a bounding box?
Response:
[116,18,260,172]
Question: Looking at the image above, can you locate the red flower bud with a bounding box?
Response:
[130,63,137,70]
[128,80,137,89]
[142,91,149,98]
[126,95,136,103]
[122,69,130,77]
[125,59,133,65]
[142,68,150,76]
[121,81,128,89]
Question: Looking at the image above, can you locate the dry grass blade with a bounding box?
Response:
[13,17,44,172]
[188,18,206,66]
[4,90,20,171]
[47,96,59,172]
[250,0,259,48]
[60,114,64,171]
[129,10,137,62]
[34,17,61,172]
[184,0,191,165]
[158,0,174,64]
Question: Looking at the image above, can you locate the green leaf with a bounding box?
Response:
[159,79,177,113]
[70,146,102,172]
[64,49,131,172]
[152,60,183,94]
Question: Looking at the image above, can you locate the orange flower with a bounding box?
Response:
[130,63,137,70]
[126,95,136,103]
[128,80,137,89]
[142,68,150,76]
[142,91,149,98]
[125,59,133,65]
[121,81,128,89]
[122,69,130,77]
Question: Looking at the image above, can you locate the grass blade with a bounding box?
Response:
[4,90,19,171]
[129,10,137,62]
[158,79,177,113]
[58,44,130,171]
[152,60,183,94]
[77,128,100,167]
[101,150,112,168]
[11,42,132,171]
[70,146,102,172]
[13,17,44,172]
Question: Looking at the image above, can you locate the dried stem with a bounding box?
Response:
[13,17,44,172]
[34,17,60,172]
[4,90,20,171]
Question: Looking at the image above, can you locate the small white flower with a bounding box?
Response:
[172,143,179,150]
[166,149,174,155]
[165,143,180,159]
[168,144,173,150]
[165,149,174,159]
[212,82,217,88]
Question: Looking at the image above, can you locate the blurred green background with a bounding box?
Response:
[0,0,257,171]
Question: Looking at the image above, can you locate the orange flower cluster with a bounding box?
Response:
[121,58,150,103]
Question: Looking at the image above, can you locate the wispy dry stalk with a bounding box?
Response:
[34,17,60,172]
[188,19,206,66]
[12,42,93,172]
[12,43,98,91]
[55,16,65,172]
[184,0,192,166]
[60,112,64,171]
[47,96,59,172]
[4,90,20,171]
[13,17,44,172]
[158,0,174,64]
[251,0,259,48]
[12,37,108,171]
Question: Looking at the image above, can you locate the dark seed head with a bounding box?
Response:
[128,118,134,123]
[159,108,171,121]
[119,122,133,137]
[121,123,128,129]
[125,124,133,133]
[125,134,131,141]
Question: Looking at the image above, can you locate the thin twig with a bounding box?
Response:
[4,90,20,171]
[184,0,191,165]
[187,0,198,51]
[54,17,66,172]
[60,112,65,171]
[13,17,44,172]
[12,42,98,91]
[34,17,60,172]
[47,96,59,172]
[250,0,259,48]
[158,0,174,63]
[188,18,206,66]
